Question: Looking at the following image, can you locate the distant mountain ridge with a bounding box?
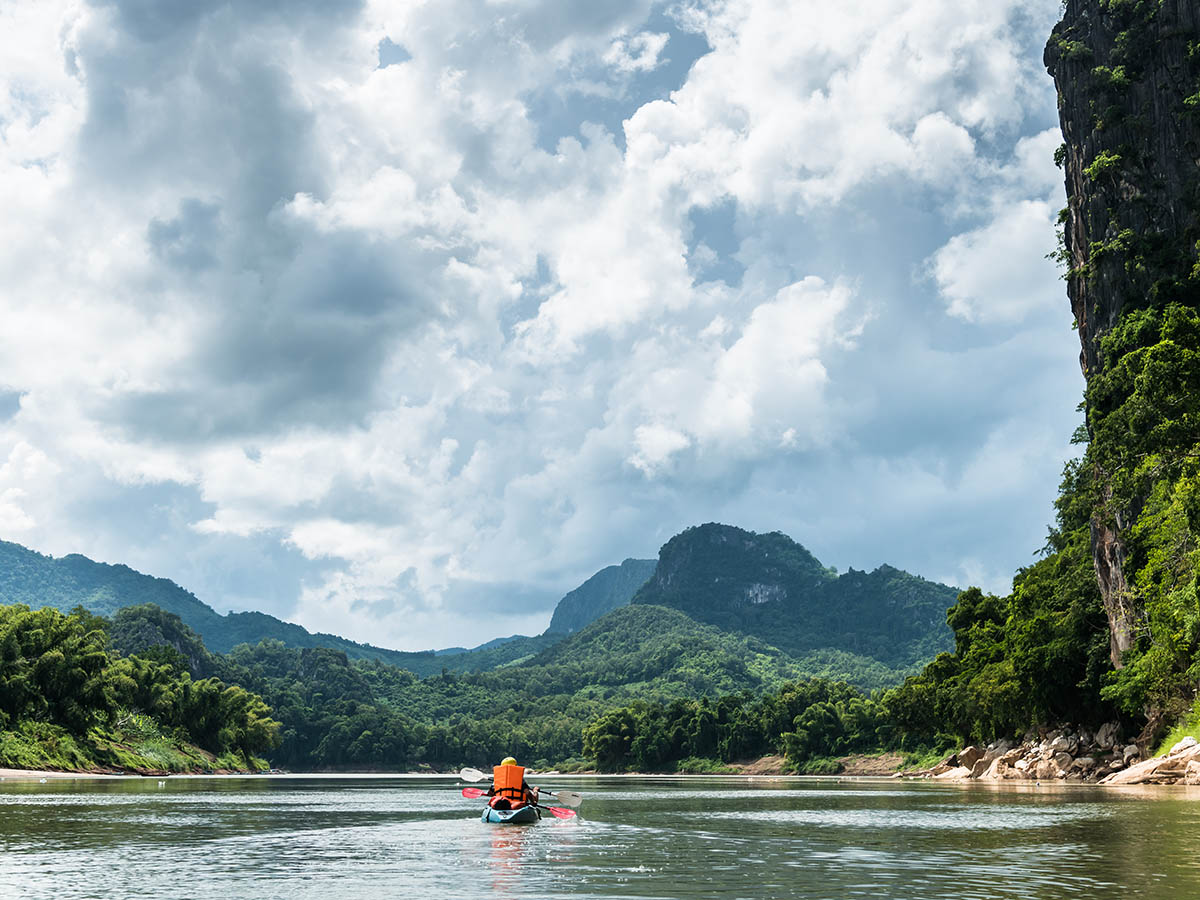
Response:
[633,523,958,668]
[544,557,657,634]
[0,523,959,683]
[0,540,454,672]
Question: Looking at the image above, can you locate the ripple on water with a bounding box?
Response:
[1,778,1197,900]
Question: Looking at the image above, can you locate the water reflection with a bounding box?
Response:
[487,821,535,894]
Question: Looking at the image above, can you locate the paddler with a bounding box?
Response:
[486,756,539,810]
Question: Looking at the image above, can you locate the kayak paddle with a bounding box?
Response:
[458,767,582,808]
[460,786,577,819]
[542,789,582,808]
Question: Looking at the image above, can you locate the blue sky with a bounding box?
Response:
[0,0,1077,649]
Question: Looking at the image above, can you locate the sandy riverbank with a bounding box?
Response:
[0,768,122,781]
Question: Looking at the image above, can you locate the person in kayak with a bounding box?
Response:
[487,757,539,810]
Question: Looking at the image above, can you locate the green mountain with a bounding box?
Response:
[545,558,657,634]
[0,521,957,698]
[633,523,958,668]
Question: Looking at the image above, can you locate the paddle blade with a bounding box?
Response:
[548,790,582,809]
[461,787,487,799]
[459,767,488,782]
[545,806,576,819]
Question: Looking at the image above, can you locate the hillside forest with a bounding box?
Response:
[5,1,1200,776]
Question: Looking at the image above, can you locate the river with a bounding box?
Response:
[1,775,1198,899]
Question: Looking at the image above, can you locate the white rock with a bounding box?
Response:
[1169,736,1198,755]
[934,766,973,780]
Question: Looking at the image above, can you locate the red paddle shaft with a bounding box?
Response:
[460,786,577,818]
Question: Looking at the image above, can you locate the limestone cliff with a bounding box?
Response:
[544,557,656,635]
[1045,0,1200,666]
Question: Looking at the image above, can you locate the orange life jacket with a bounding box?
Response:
[493,764,526,804]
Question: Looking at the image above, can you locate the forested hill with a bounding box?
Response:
[633,524,959,668]
[0,540,447,670]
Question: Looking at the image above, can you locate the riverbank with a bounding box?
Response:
[0,767,118,781]
[899,726,1200,786]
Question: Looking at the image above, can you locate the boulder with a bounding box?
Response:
[1071,756,1096,771]
[1049,734,1079,756]
[1034,758,1067,780]
[1170,736,1198,755]
[983,757,1007,780]
[1095,721,1120,750]
[1185,761,1200,786]
[1122,744,1141,764]
[934,766,973,780]
[971,758,990,779]
[1100,742,1200,785]
[984,738,1014,762]
[958,746,984,770]
[1052,751,1074,773]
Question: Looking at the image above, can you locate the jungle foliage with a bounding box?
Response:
[582,679,887,773]
[0,603,278,772]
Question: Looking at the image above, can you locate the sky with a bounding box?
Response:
[0,0,1079,651]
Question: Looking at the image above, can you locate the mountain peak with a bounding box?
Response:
[633,523,958,668]
[545,557,657,635]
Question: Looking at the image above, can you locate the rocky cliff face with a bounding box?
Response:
[1045,0,1200,666]
[544,557,657,634]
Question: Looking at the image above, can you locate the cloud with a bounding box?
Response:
[604,31,670,73]
[928,127,1065,325]
[930,198,1061,324]
[0,0,1080,649]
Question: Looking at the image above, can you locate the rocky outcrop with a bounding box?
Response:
[1045,1,1200,667]
[1100,736,1200,785]
[900,724,1153,783]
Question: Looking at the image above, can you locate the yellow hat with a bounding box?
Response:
[501,756,517,766]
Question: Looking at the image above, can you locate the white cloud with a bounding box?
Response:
[604,31,670,73]
[630,423,692,474]
[930,198,1061,324]
[0,0,1079,650]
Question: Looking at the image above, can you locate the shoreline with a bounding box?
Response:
[4,767,1199,790]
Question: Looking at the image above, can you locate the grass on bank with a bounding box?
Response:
[1154,701,1200,757]
[0,716,269,774]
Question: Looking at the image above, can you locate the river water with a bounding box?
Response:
[1,775,1198,899]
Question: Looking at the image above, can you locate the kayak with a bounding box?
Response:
[481,804,541,824]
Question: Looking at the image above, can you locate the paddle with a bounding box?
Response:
[458,767,583,809]
[460,786,577,819]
